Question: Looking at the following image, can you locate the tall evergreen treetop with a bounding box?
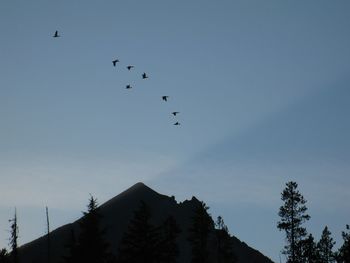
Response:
[64,195,112,263]
[277,181,310,263]
[215,216,237,263]
[9,209,19,263]
[317,226,336,263]
[188,201,214,263]
[300,234,317,263]
[337,225,350,263]
[216,216,228,233]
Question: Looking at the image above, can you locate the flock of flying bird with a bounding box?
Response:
[53,30,181,126]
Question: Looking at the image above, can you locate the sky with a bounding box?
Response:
[0,0,349,262]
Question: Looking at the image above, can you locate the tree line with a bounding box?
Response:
[278,181,350,263]
[0,196,237,263]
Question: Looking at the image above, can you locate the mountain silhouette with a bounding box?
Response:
[18,182,274,263]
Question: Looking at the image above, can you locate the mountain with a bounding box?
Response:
[18,182,274,263]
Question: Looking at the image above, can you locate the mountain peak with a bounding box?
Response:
[128,181,150,191]
[121,181,159,196]
[99,182,163,210]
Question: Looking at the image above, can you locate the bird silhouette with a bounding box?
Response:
[126,84,132,89]
[112,59,119,66]
[53,31,60,38]
[127,66,134,70]
[174,122,180,126]
[162,96,169,101]
[142,72,148,79]
[172,112,179,116]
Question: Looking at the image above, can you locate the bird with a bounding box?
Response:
[127,65,134,70]
[126,84,132,89]
[174,122,180,126]
[172,112,179,116]
[142,72,148,79]
[112,59,119,66]
[162,96,169,101]
[53,30,60,38]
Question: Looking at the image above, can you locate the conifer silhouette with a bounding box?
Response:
[9,209,19,263]
[118,201,160,263]
[64,195,112,263]
[188,201,214,263]
[300,234,318,263]
[317,226,336,263]
[337,225,350,263]
[277,181,310,263]
[215,216,237,263]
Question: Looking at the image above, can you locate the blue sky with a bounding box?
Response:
[0,1,349,261]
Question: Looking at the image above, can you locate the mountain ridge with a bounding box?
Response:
[19,182,274,263]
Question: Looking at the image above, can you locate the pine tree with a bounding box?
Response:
[118,201,160,263]
[188,201,214,263]
[215,216,236,263]
[337,225,350,263]
[277,181,310,263]
[300,234,317,263]
[158,216,181,263]
[64,195,112,263]
[9,209,19,263]
[317,226,336,263]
